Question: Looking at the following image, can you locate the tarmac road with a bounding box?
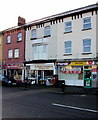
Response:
[2,86,98,119]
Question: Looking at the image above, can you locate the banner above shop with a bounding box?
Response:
[70,62,87,66]
[30,63,54,70]
[57,61,95,66]
[2,64,23,69]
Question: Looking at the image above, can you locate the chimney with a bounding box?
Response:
[18,16,26,26]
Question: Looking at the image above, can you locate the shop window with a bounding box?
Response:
[14,69,22,80]
[8,49,13,58]
[78,68,83,80]
[17,33,22,42]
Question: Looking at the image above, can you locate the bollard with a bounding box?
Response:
[62,82,65,93]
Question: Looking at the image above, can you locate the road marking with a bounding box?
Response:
[52,103,98,113]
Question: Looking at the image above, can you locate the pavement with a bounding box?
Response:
[19,84,98,95]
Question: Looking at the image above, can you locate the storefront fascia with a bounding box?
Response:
[57,61,98,87]
[25,63,55,84]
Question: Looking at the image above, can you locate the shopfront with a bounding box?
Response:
[2,64,24,81]
[25,63,55,85]
[57,61,98,88]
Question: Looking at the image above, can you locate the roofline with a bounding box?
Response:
[0,24,25,33]
[24,3,98,27]
[0,3,98,33]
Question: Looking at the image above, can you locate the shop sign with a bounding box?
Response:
[2,64,23,69]
[30,64,54,70]
[70,62,87,66]
[87,61,94,65]
[57,62,71,66]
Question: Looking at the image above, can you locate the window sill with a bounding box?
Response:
[14,57,19,59]
[82,52,92,55]
[8,58,13,59]
[64,31,72,34]
[43,35,51,38]
[30,38,37,40]
[63,53,72,56]
[82,28,92,31]
[17,40,22,42]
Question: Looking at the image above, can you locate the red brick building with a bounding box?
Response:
[2,17,26,81]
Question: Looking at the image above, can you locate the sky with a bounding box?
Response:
[0,0,98,31]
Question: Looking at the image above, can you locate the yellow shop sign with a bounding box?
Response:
[70,62,87,66]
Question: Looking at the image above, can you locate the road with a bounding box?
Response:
[2,86,98,119]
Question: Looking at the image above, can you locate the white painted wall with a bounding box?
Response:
[25,11,97,61]
[57,11,97,59]
[25,22,57,61]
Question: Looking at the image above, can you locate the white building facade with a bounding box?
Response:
[25,3,98,87]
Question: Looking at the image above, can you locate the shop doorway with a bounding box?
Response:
[84,69,92,88]
[38,70,53,85]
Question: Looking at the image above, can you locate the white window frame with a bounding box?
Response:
[83,38,91,53]
[14,49,19,58]
[65,21,72,33]
[32,44,48,59]
[7,35,11,43]
[83,17,91,30]
[44,26,51,37]
[31,29,37,39]
[17,33,22,42]
[64,41,72,54]
[8,50,13,58]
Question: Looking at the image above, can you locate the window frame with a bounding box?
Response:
[31,29,37,40]
[64,41,72,55]
[83,38,91,53]
[32,44,48,59]
[7,35,11,44]
[17,33,22,42]
[14,49,19,58]
[8,49,13,58]
[64,21,72,33]
[83,17,91,30]
[44,26,51,37]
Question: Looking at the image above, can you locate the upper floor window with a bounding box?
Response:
[83,38,91,53]
[64,41,72,54]
[14,49,19,58]
[65,21,72,33]
[83,17,91,30]
[31,29,37,39]
[7,35,11,43]
[8,50,13,58]
[17,33,22,42]
[33,44,48,60]
[44,26,51,37]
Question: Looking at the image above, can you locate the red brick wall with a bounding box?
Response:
[3,28,25,64]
